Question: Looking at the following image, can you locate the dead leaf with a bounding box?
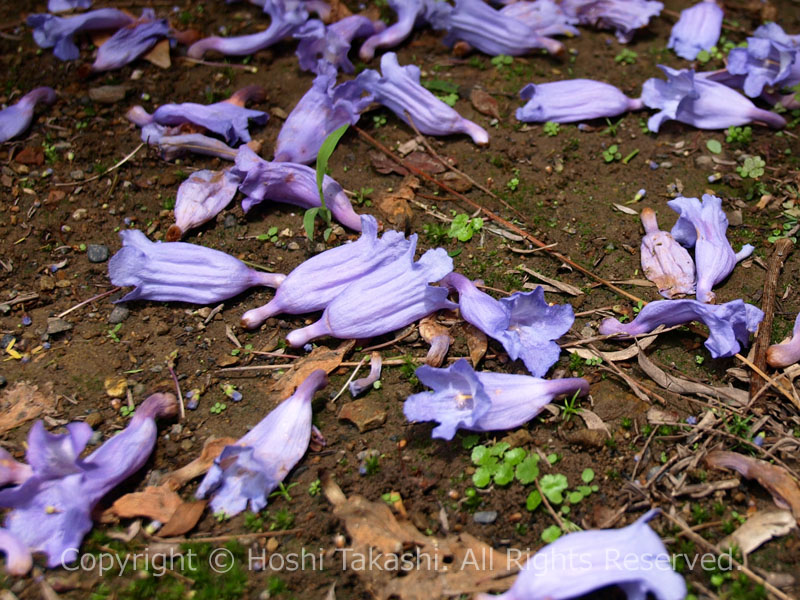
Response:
[107,521,141,542]
[370,150,406,175]
[158,501,207,537]
[567,328,659,362]
[577,409,610,435]
[638,352,747,406]
[469,87,500,120]
[405,151,450,174]
[517,266,583,296]
[15,147,45,165]
[0,381,56,434]
[143,39,171,69]
[376,175,417,231]
[612,203,638,215]
[160,436,237,491]
[326,0,353,22]
[720,510,796,555]
[110,486,183,522]
[464,323,488,367]
[438,171,472,193]
[269,340,355,398]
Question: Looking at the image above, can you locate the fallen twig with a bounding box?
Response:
[55,143,145,187]
[57,287,120,318]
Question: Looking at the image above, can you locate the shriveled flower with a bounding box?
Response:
[561,0,663,43]
[355,52,489,145]
[640,207,696,299]
[196,370,327,516]
[128,113,241,161]
[0,529,32,576]
[274,61,373,164]
[766,312,800,368]
[668,0,723,61]
[350,352,383,397]
[92,9,170,71]
[499,0,580,38]
[727,23,800,98]
[404,359,588,439]
[109,229,284,304]
[419,315,452,367]
[27,8,134,61]
[641,65,787,132]
[0,393,177,567]
[359,0,449,61]
[0,87,56,143]
[599,298,763,359]
[476,510,686,600]
[48,0,92,13]
[286,238,456,347]
[167,168,240,241]
[516,79,643,123]
[0,450,32,488]
[232,145,362,231]
[668,194,753,303]
[296,15,384,73]
[241,215,409,328]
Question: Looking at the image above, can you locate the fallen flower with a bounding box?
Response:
[639,207,696,299]
[727,23,800,98]
[668,0,723,61]
[476,510,686,600]
[561,0,663,43]
[516,79,643,123]
[404,359,588,439]
[109,229,285,304]
[48,0,92,13]
[27,8,134,61]
[599,298,763,359]
[167,168,241,241]
[355,52,489,145]
[767,312,800,368]
[0,87,57,143]
[350,352,383,397]
[0,393,177,568]
[499,0,580,38]
[359,0,449,61]
[0,449,32,488]
[92,9,170,71]
[668,194,753,303]
[296,15,384,73]
[241,215,409,328]
[196,369,327,516]
[0,529,32,576]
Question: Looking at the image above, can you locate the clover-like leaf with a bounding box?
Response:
[473,467,492,488]
[581,468,595,483]
[515,456,540,484]
[540,473,568,504]
[541,525,562,543]
[504,447,526,466]
[494,462,514,486]
[526,490,542,511]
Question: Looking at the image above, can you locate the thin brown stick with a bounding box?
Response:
[55,143,144,187]
[154,528,303,544]
[57,287,120,318]
[533,479,569,532]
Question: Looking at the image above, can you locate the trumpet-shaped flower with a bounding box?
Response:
[27,8,134,61]
[232,145,362,231]
[274,62,373,164]
[639,207,696,299]
[109,229,285,304]
[668,0,723,60]
[286,237,456,347]
[404,359,588,439]
[196,370,327,516]
[475,510,686,600]
[128,110,241,161]
[0,393,177,568]
[167,168,240,241]
[359,0,450,61]
[767,312,800,368]
[668,194,753,303]
[296,16,384,73]
[355,52,489,145]
[0,87,56,143]
[499,0,580,38]
[561,0,663,43]
[599,299,763,359]
[92,9,170,71]
[516,79,643,123]
[641,65,787,131]
[48,0,92,13]
[241,215,409,328]
[727,23,800,98]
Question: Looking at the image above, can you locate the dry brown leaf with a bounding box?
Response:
[419,316,452,367]
[464,324,488,367]
[469,87,500,120]
[158,500,207,537]
[517,266,582,296]
[110,486,183,522]
[369,150,407,175]
[720,510,796,555]
[270,340,355,398]
[143,39,171,69]
[376,175,418,230]
[567,328,659,362]
[0,381,56,434]
[160,436,236,491]
[577,409,610,435]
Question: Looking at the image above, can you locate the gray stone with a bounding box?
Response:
[88,430,104,445]
[108,306,130,324]
[224,214,238,228]
[1,334,15,348]
[46,318,73,335]
[473,511,498,524]
[0,375,6,387]
[87,244,109,263]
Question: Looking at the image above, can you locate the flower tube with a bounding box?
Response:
[296,15,384,73]
[359,0,448,61]
[668,0,723,61]
[561,0,663,43]
[167,168,241,241]
[0,87,56,143]
[767,312,800,368]
[516,79,643,123]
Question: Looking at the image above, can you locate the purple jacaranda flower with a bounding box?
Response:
[132,120,242,161]
[48,0,92,13]
[296,16,384,73]
[92,9,170,71]
[286,237,456,347]
[728,23,800,98]
[404,359,588,439]
[668,0,723,60]
[767,312,800,368]
[188,0,310,58]
[109,229,285,304]
[516,79,643,123]
[0,87,56,143]
[0,449,32,488]
[27,8,134,61]
[431,0,563,57]
[196,370,327,516]
[0,393,177,568]
[561,0,663,43]
[641,65,787,132]
[599,298,763,359]
[355,52,489,145]
[499,0,580,38]
[350,352,383,397]
[241,215,409,328]
[274,61,373,164]
[167,168,240,241]
[475,509,686,600]
[442,274,573,377]
[232,145,362,230]
[360,0,450,61]
[668,194,753,303]
[640,207,696,299]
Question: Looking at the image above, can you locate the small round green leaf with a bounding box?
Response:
[541,525,562,543]
[706,139,722,154]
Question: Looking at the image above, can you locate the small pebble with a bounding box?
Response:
[287,242,300,251]
[473,511,498,525]
[87,244,110,263]
[0,375,6,387]
[88,430,104,445]
[224,214,238,228]
[108,306,130,324]
[1,334,15,348]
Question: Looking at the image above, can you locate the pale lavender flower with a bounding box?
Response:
[166,168,240,241]
[499,0,580,38]
[728,23,800,98]
[92,9,170,72]
[642,65,787,132]
[355,52,489,145]
[286,237,456,347]
[599,299,763,359]
[561,0,663,43]
[404,359,589,439]
[668,194,753,303]
[767,313,800,368]
[196,370,327,516]
[274,61,373,164]
[0,450,32,488]
[360,0,449,61]
[48,0,92,13]
[640,207,696,299]
[0,87,56,143]
[668,0,723,60]
[516,79,643,123]
[0,393,177,567]
[350,352,383,397]
[129,115,241,161]
[475,510,686,600]
[0,529,32,576]
[109,229,285,304]
[27,8,134,61]
[241,215,409,328]
[232,145,362,231]
[296,16,384,73]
